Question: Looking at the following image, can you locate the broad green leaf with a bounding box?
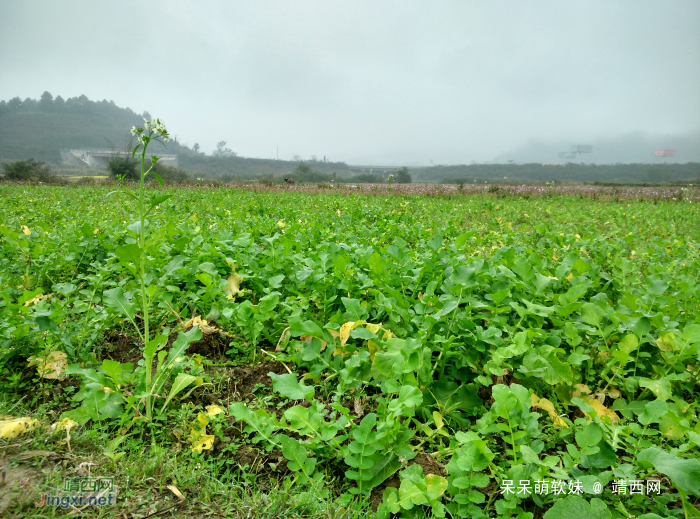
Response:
[581,303,605,327]
[638,399,668,426]
[576,422,602,449]
[290,320,324,339]
[280,435,315,476]
[681,324,700,344]
[103,287,135,320]
[114,243,141,265]
[269,372,315,400]
[581,441,617,469]
[100,359,133,385]
[543,496,611,519]
[160,373,197,412]
[637,448,700,493]
[639,377,672,401]
[365,453,402,490]
[618,334,639,354]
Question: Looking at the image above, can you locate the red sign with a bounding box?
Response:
[654,149,675,157]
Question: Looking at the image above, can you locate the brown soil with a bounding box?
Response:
[228,360,289,401]
[0,460,51,514]
[369,474,400,512]
[102,331,142,365]
[185,331,228,359]
[231,445,288,478]
[411,452,446,477]
[103,327,230,364]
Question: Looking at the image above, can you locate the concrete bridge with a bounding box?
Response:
[62,149,179,168]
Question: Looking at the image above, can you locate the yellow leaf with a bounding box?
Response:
[0,417,39,439]
[195,412,209,429]
[531,394,569,428]
[225,271,243,298]
[277,220,285,227]
[24,293,49,306]
[184,316,219,334]
[339,320,366,347]
[655,332,677,352]
[365,323,382,334]
[30,351,68,379]
[582,395,619,423]
[367,340,380,361]
[574,384,592,395]
[205,405,224,417]
[51,417,78,433]
[425,474,448,497]
[432,411,444,430]
[188,412,215,453]
[191,434,215,453]
[606,387,621,399]
[21,225,31,235]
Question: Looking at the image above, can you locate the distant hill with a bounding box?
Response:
[0,92,353,179]
[2,93,697,183]
[0,93,148,162]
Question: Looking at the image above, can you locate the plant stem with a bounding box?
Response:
[138,146,152,420]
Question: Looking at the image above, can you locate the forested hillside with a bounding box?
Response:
[0,92,150,162]
[0,92,352,179]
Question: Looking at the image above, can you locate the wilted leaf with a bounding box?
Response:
[205,404,224,417]
[51,417,78,433]
[0,417,39,439]
[23,293,49,306]
[30,351,68,379]
[225,271,243,298]
[531,394,569,428]
[184,316,220,334]
[339,320,365,347]
[576,395,619,422]
[191,433,215,453]
[188,412,215,453]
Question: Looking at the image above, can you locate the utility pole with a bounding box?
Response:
[276,145,279,160]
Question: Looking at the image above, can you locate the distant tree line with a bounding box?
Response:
[426,162,700,184]
[0,91,148,122]
[268,163,412,184]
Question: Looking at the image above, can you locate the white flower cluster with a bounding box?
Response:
[130,118,170,143]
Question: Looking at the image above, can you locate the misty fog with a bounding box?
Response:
[1,0,698,164]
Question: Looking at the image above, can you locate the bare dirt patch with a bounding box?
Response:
[0,462,49,514]
[229,360,288,400]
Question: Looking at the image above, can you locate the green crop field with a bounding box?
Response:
[0,183,699,518]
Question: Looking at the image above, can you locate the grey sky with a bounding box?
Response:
[1,1,699,164]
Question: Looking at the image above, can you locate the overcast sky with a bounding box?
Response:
[1,1,699,164]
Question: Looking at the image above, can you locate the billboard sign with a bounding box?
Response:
[570,145,593,153]
[558,152,576,159]
[654,149,675,157]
